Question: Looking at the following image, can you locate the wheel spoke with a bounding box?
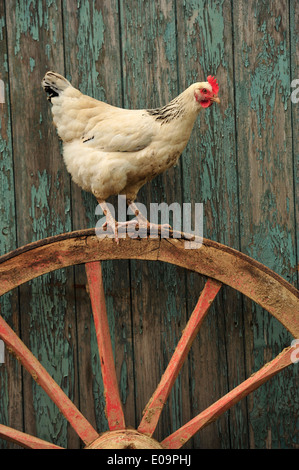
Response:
[0,315,99,446]
[161,346,294,449]
[138,278,222,436]
[85,261,126,430]
[0,424,64,449]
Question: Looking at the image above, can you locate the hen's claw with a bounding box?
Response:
[97,199,172,243]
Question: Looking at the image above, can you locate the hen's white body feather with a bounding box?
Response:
[42,72,216,201]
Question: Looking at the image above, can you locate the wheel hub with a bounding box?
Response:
[85,429,163,449]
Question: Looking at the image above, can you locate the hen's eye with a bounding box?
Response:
[202,88,208,94]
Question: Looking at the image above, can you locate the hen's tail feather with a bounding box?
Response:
[42,71,71,102]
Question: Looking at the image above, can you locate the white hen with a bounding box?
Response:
[42,72,220,237]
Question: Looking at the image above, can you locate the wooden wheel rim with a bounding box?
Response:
[0,229,298,337]
[0,229,298,449]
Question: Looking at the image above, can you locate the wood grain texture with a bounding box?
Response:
[290,0,299,288]
[4,0,78,447]
[233,0,298,448]
[119,0,191,444]
[0,0,22,449]
[62,0,135,438]
[176,0,248,448]
[0,0,297,449]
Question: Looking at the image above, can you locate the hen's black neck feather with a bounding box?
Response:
[146,94,185,124]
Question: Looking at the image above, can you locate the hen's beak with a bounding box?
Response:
[211,95,220,104]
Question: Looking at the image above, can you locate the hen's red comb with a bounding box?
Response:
[207,75,219,95]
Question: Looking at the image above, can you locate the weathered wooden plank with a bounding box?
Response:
[176,0,246,448]
[119,0,191,443]
[0,0,22,449]
[4,0,79,447]
[62,0,135,436]
[290,0,299,290]
[233,0,298,448]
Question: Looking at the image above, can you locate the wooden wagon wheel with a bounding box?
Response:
[0,229,298,449]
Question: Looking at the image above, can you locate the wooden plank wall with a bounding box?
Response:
[0,0,298,449]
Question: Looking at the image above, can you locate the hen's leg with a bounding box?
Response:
[126,200,150,227]
[96,200,120,243]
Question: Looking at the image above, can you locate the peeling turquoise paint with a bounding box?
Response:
[29,170,71,240]
[163,21,176,68]
[76,0,105,97]
[14,0,59,55]
[0,16,5,41]
[0,4,18,448]
[248,22,290,135]
[120,0,188,439]
[28,268,71,445]
[27,167,72,445]
[234,0,298,449]
[44,43,51,59]
[29,56,35,72]
[14,0,40,55]
[0,89,16,257]
[180,0,238,245]
[241,41,251,68]
[0,128,16,254]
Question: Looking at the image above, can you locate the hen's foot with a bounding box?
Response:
[126,200,172,237]
[98,219,172,241]
[121,218,172,237]
[96,199,172,242]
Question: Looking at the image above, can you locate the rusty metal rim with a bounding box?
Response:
[0,227,298,298]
